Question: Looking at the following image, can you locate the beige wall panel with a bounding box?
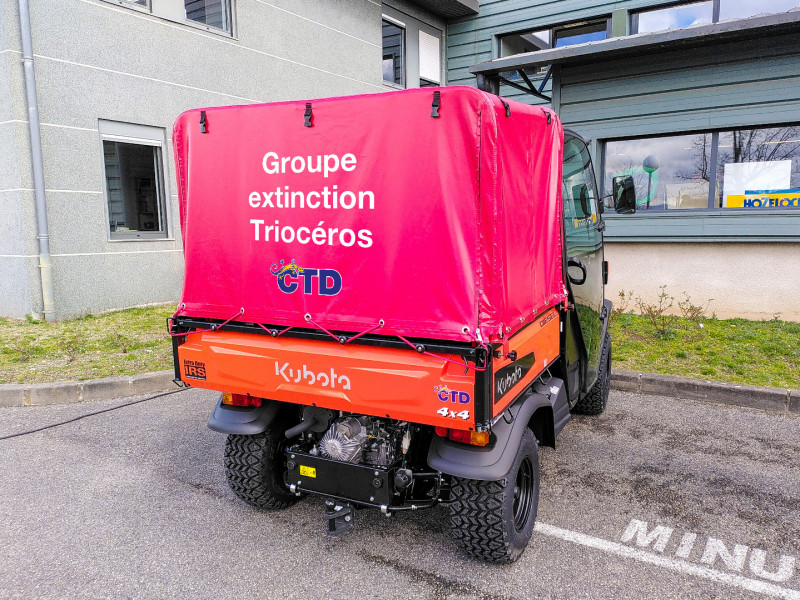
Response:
[605,243,800,322]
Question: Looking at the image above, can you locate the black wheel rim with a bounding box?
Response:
[513,457,534,531]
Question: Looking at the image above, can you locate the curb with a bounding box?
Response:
[1,369,797,415]
[612,369,800,415]
[0,371,176,408]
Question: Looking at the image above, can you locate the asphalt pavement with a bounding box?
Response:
[1,389,798,600]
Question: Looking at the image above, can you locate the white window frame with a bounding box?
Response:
[98,120,172,242]
[382,14,406,89]
[99,0,236,38]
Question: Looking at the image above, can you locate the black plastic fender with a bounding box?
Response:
[427,377,568,481]
[207,395,282,435]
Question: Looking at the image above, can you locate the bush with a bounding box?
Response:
[677,292,712,323]
[635,286,677,339]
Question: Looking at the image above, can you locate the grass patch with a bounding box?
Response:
[0,306,174,384]
[610,313,800,389]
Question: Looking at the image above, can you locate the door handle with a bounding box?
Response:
[567,256,587,285]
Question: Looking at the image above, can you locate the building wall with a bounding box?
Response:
[606,243,800,321]
[4,0,387,319]
[0,0,41,319]
[446,1,800,321]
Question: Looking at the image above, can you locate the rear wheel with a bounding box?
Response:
[572,331,611,416]
[448,429,540,563]
[224,421,298,510]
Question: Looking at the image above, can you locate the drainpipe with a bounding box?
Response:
[18,0,55,321]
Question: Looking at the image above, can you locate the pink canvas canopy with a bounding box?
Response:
[173,86,566,344]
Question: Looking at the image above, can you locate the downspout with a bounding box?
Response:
[18,0,55,321]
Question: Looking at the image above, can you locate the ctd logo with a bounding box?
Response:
[435,385,471,404]
[270,259,342,296]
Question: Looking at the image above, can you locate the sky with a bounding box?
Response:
[637,0,800,34]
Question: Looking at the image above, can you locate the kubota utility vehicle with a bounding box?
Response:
[169,86,611,563]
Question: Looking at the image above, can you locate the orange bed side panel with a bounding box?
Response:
[177,332,478,430]
[491,308,561,417]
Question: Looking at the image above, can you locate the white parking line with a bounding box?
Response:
[535,522,800,600]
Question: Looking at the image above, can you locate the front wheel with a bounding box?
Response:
[224,424,298,510]
[448,429,540,563]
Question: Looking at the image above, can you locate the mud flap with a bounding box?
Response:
[427,378,567,481]
[207,395,282,435]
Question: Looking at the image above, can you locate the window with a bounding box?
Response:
[553,20,608,47]
[563,135,601,238]
[631,0,800,34]
[716,127,800,208]
[603,126,800,213]
[100,121,169,240]
[631,2,713,34]
[418,30,441,86]
[719,0,800,19]
[382,19,405,87]
[499,19,609,55]
[498,20,609,79]
[185,0,231,32]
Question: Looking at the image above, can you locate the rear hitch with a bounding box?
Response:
[324,500,355,536]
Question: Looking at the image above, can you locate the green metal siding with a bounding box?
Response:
[447,1,800,241]
[559,33,800,139]
[447,0,680,86]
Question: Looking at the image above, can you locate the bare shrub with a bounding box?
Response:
[611,290,634,321]
[635,286,677,339]
[677,292,712,323]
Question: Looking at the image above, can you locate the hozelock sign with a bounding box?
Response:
[722,160,792,208]
[726,189,800,208]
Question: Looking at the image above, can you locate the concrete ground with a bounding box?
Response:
[1,389,798,600]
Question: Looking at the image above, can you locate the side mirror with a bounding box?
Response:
[572,184,590,217]
[612,176,636,214]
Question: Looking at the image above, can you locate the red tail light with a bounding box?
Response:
[221,392,262,407]
[448,429,490,447]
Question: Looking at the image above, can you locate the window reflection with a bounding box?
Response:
[605,126,800,213]
[632,2,713,34]
[719,0,800,20]
[382,21,405,86]
[605,134,712,211]
[498,21,608,87]
[715,127,800,208]
[554,21,608,47]
[632,0,800,35]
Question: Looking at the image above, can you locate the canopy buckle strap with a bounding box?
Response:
[200,111,207,133]
[168,307,244,338]
[500,99,511,117]
[431,91,441,118]
[304,103,313,127]
[396,334,487,373]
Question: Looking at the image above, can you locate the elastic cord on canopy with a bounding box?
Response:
[169,307,244,338]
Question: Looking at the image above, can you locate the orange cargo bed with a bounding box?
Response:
[175,307,561,430]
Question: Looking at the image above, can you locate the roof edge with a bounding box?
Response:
[470,10,800,76]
